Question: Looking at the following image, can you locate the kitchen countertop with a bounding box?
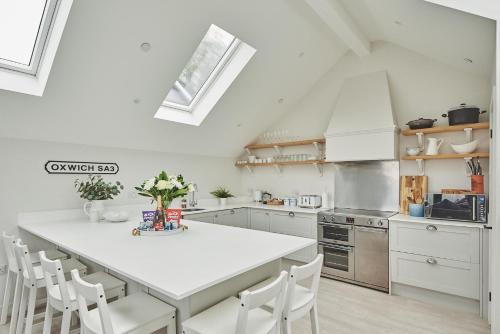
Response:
[390,214,487,229]
[181,202,326,215]
[18,216,315,300]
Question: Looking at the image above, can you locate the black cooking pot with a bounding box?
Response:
[442,103,487,126]
[406,118,437,130]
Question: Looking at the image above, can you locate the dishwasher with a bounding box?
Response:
[354,224,389,291]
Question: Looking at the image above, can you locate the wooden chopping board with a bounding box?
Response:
[400,176,428,214]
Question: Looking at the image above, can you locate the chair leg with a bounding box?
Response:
[61,310,72,334]
[1,271,14,324]
[22,287,37,334]
[310,304,319,334]
[8,274,22,334]
[42,303,53,334]
[16,286,28,334]
[166,314,176,334]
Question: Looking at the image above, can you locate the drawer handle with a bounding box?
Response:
[426,257,437,265]
[426,225,438,232]
[289,212,295,217]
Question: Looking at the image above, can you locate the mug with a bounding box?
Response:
[408,203,424,217]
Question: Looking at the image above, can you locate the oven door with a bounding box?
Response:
[319,242,354,280]
[317,222,354,246]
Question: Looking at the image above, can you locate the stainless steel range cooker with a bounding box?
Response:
[317,208,396,292]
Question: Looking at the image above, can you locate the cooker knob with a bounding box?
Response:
[322,216,327,222]
[368,220,373,225]
[378,221,384,227]
[330,216,335,223]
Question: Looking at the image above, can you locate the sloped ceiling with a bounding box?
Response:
[0,0,348,157]
[339,0,496,77]
[0,0,496,159]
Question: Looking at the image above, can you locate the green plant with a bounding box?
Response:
[210,186,234,199]
[135,171,194,208]
[74,175,124,201]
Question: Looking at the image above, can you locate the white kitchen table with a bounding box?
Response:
[18,214,315,332]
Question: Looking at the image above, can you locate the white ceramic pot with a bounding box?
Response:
[83,200,106,222]
[425,138,444,155]
[451,139,479,154]
[219,198,227,206]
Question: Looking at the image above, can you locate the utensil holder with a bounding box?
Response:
[471,175,484,194]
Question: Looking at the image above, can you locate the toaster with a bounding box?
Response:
[298,195,322,208]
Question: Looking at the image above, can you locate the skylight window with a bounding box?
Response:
[156,24,256,126]
[0,0,58,74]
[163,25,239,111]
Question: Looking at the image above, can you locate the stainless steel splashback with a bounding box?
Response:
[334,160,399,212]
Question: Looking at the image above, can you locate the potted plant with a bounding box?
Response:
[135,171,194,208]
[74,175,124,222]
[210,187,234,206]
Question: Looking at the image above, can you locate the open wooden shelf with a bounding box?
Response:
[401,122,489,136]
[236,160,329,167]
[402,152,490,160]
[244,138,325,150]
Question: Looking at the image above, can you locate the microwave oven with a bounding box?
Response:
[424,193,487,223]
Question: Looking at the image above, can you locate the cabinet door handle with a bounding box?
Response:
[289,212,295,217]
[426,225,438,231]
[426,257,437,265]
[230,209,235,214]
[265,212,270,216]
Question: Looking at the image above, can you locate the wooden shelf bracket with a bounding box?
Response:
[464,128,473,142]
[273,164,282,174]
[313,162,324,176]
[245,148,252,155]
[273,145,282,155]
[416,159,425,176]
[464,157,473,176]
[245,165,253,173]
[416,132,425,151]
[312,141,322,155]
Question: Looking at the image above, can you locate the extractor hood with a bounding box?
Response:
[324,71,399,162]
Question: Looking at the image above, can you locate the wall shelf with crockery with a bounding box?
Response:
[235,159,330,176]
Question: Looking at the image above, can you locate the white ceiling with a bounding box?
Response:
[0,0,496,158]
[339,0,496,77]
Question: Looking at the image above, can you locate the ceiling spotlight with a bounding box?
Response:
[133,98,141,104]
[278,98,284,104]
[236,123,242,128]
[140,42,151,52]
[298,52,305,58]
[394,20,403,26]
[464,58,473,64]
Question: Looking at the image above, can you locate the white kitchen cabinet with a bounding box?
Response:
[185,212,216,224]
[390,221,480,263]
[250,209,270,232]
[269,211,317,262]
[214,208,248,229]
[389,219,483,303]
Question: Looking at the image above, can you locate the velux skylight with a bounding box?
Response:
[156,24,256,126]
[0,0,58,74]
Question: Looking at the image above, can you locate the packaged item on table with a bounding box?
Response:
[153,195,166,231]
[142,210,156,223]
[166,209,182,230]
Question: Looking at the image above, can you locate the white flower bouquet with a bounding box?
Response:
[135,171,194,208]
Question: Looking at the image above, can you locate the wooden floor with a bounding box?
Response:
[0,277,490,334]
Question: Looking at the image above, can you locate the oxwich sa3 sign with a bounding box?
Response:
[45,161,119,175]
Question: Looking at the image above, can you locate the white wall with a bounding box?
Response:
[241,41,492,198]
[0,137,242,245]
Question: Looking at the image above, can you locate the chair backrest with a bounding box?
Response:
[39,251,72,307]
[237,271,288,334]
[71,269,114,334]
[2,232,18,272]
[284,254,324,316]
[13,239,37,285]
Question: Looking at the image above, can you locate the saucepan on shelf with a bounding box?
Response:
[442,103,487,125]
[406,117,438,130]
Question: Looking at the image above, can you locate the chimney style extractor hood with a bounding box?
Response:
[324,71,399,162]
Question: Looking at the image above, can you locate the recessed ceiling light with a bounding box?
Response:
[140,42,151,52]
[464,58,473,63]
[298,52,305,58]
[278,98,284,104]
[236,123,242,128]
[394,20,403,26]
[133,98,141,104]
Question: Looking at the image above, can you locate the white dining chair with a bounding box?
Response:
[39,251,127,334]
[243,255,324,334]
[1,232,68,334]
[182,271,288,334]
[13,239,87,334]
[71,269,177,334]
